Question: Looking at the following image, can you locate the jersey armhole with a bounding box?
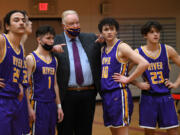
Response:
[116,41,129,64]
[165,44,171,70]
[30,53,36,73]
[55,57,58,69]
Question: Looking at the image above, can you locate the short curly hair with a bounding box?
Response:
[141,21,162,35]
[98,17,119,33]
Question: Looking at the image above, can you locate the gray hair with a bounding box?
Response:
[61,10,79,25]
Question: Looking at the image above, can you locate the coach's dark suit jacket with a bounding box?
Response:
[54,32,101,102]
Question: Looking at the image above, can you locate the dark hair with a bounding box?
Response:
[36,25,56,38]
[141,21,162,35]
[98,17,119,32]
[3,10,25,34]
[21,10,28,16]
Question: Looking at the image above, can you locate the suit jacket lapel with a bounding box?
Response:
[78,34,94,71]
[79,35,90,59]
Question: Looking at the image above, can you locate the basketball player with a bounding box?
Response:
[0,10,26,135]
[20,12,35,135]
[115,21,180,135]
[21,12,64,135]
[26,25,64,135]
[98,17,149,135]
[136,21,179,135]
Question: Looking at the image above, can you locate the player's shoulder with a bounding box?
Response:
[164,44,173,49]
[135,45,145,53]
[163,44,177,57]
[0,34,6,50]
[26,53,34,61]
[0,34,5,44]
[117,41,132,51]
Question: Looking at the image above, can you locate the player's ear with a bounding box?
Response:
[37,37,41,44]
[5,24,10,32]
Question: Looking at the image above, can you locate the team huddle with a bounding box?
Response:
[0,9,179,135]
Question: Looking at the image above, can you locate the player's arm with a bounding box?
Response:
[128,48,150,90]
[128,48,139,72]
[54,62,64,123]
[131,80,150,90]
[0,35,6,88]
[0,78,5,88]
[0,35,6,64]
[112,43,149,84]
[26,54,36,121]
[0,35,5,57]
[164,45,180,89]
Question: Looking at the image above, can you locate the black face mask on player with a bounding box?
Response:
[41,43,53,51]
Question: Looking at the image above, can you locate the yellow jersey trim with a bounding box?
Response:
[55,57,58,69]
[141,43,161,59]
[34,51,52,64]
[30,53,36,73]
[123,88,129,125]
[116,42,128,64]
[165,44,171,71]
[4,34,21,55]
[105,40,119,54]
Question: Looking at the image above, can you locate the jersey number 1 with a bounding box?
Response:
[48,76,51,89]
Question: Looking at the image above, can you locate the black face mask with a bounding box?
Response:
[41,44,53,51]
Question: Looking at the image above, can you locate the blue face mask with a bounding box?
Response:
[66,26,80,37]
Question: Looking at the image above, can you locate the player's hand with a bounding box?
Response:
[95,34,105,43]
[112,73,130,84]
[57,108,64,123]
[0,78,5,88]
[28,106,36,122]
[18,84,24,101]
[52,44,66,53]
[137,82,150,90]
[164,78,177,89]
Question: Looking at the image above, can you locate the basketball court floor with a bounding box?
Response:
[92,100,180,135]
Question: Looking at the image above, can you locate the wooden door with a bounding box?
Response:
[24,18,63,55]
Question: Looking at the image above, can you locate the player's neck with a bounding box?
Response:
[6,32,22,50]
[21,34,28,45]
[146,41,159,51]
[36,46,50,56]
[35,48,52,62]
[106,38,118,47]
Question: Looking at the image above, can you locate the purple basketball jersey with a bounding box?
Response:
[101,40,128,91]
[137,44,179,129]
[0,34,24,98]
[31,51,57,102]
[0,34,25,135]
[101,40,133,127]
[137,44,170,93]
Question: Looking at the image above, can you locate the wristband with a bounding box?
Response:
[57,104,62,109]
